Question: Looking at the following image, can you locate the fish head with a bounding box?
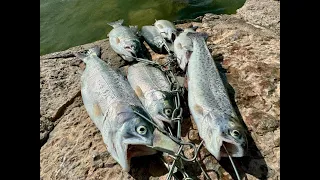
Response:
[144,90,176,128]
[154,20,177,43]
[109,105,157,172]
[108,104,181,171]
[201,113,247,160]
[174,34,193,71]
[120,39,141,60]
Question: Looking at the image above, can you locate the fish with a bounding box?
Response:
[127,62,176,129]
[107,19,143,62]
[74,46,178,171]
[154,19,177,43]
[140,25,172,54]
[173,27,196,71]
[186,32,247,160]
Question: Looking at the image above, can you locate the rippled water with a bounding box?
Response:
[40,0,245,55]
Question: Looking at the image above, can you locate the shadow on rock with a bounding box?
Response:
[213,56,269,180]
[129,153,169,180]
[140,38,153,60]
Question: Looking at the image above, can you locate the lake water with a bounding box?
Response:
[40,0,245,55]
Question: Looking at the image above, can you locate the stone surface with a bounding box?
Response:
[236,0,280,35]
[40,0,280,179]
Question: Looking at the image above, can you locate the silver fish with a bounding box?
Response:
[141,25,171,54]
[173,28,196,71]
[154,19,177,43]
[186,32,247,160]
[107,19,142,62]
[127,62,176,129]
[74,46,177,171]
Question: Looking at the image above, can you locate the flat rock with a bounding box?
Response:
[236,0,280,35]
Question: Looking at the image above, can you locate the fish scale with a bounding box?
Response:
[187,32,247,160]
[82,59,141,111]
[140,64,171,92]
[187,34,235,118]
[75,46,159,172]
[127,63,175,128]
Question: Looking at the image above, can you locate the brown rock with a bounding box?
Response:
[236,0,280,35]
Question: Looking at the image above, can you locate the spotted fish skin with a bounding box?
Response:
[74,46,156,172]
[127,62,176,129]
[108,19,143,61]
[186,32,247,160]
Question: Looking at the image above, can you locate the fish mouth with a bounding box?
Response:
[214,138,244,160]
[127,144,157,160]
[148,128,180,155]
[220,141,242,158]
[125,144,157,171]
[154,114,174,128]
[124,129,180,170]
[185,50,192,60]
[124,47,137,57]
[203,132,244,161]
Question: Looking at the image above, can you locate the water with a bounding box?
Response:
[40,0,245,55]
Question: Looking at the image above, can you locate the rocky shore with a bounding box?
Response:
[40,0,280,179]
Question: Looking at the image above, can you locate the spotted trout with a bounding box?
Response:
[107,19,142,62]
[141,25,172,54]
[74,46,178,171]
[127,62,176,129]
[186,32,247,160]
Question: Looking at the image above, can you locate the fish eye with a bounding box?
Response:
[164,108,172,116]
[230,129,241,139]
[136,125,147,135]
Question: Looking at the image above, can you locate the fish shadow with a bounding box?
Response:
[212,54,269,180]
[129,153,169,180]
[139,37,153,60]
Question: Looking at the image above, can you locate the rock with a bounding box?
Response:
[40,0,280,179]
[40,116,54,147]
[236,0,280,35]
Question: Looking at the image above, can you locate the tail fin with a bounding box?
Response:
[73,46,101,63]
[107,19,124,28]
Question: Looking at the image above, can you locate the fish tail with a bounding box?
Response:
[107,19,124,28]
[73,45,101,63]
